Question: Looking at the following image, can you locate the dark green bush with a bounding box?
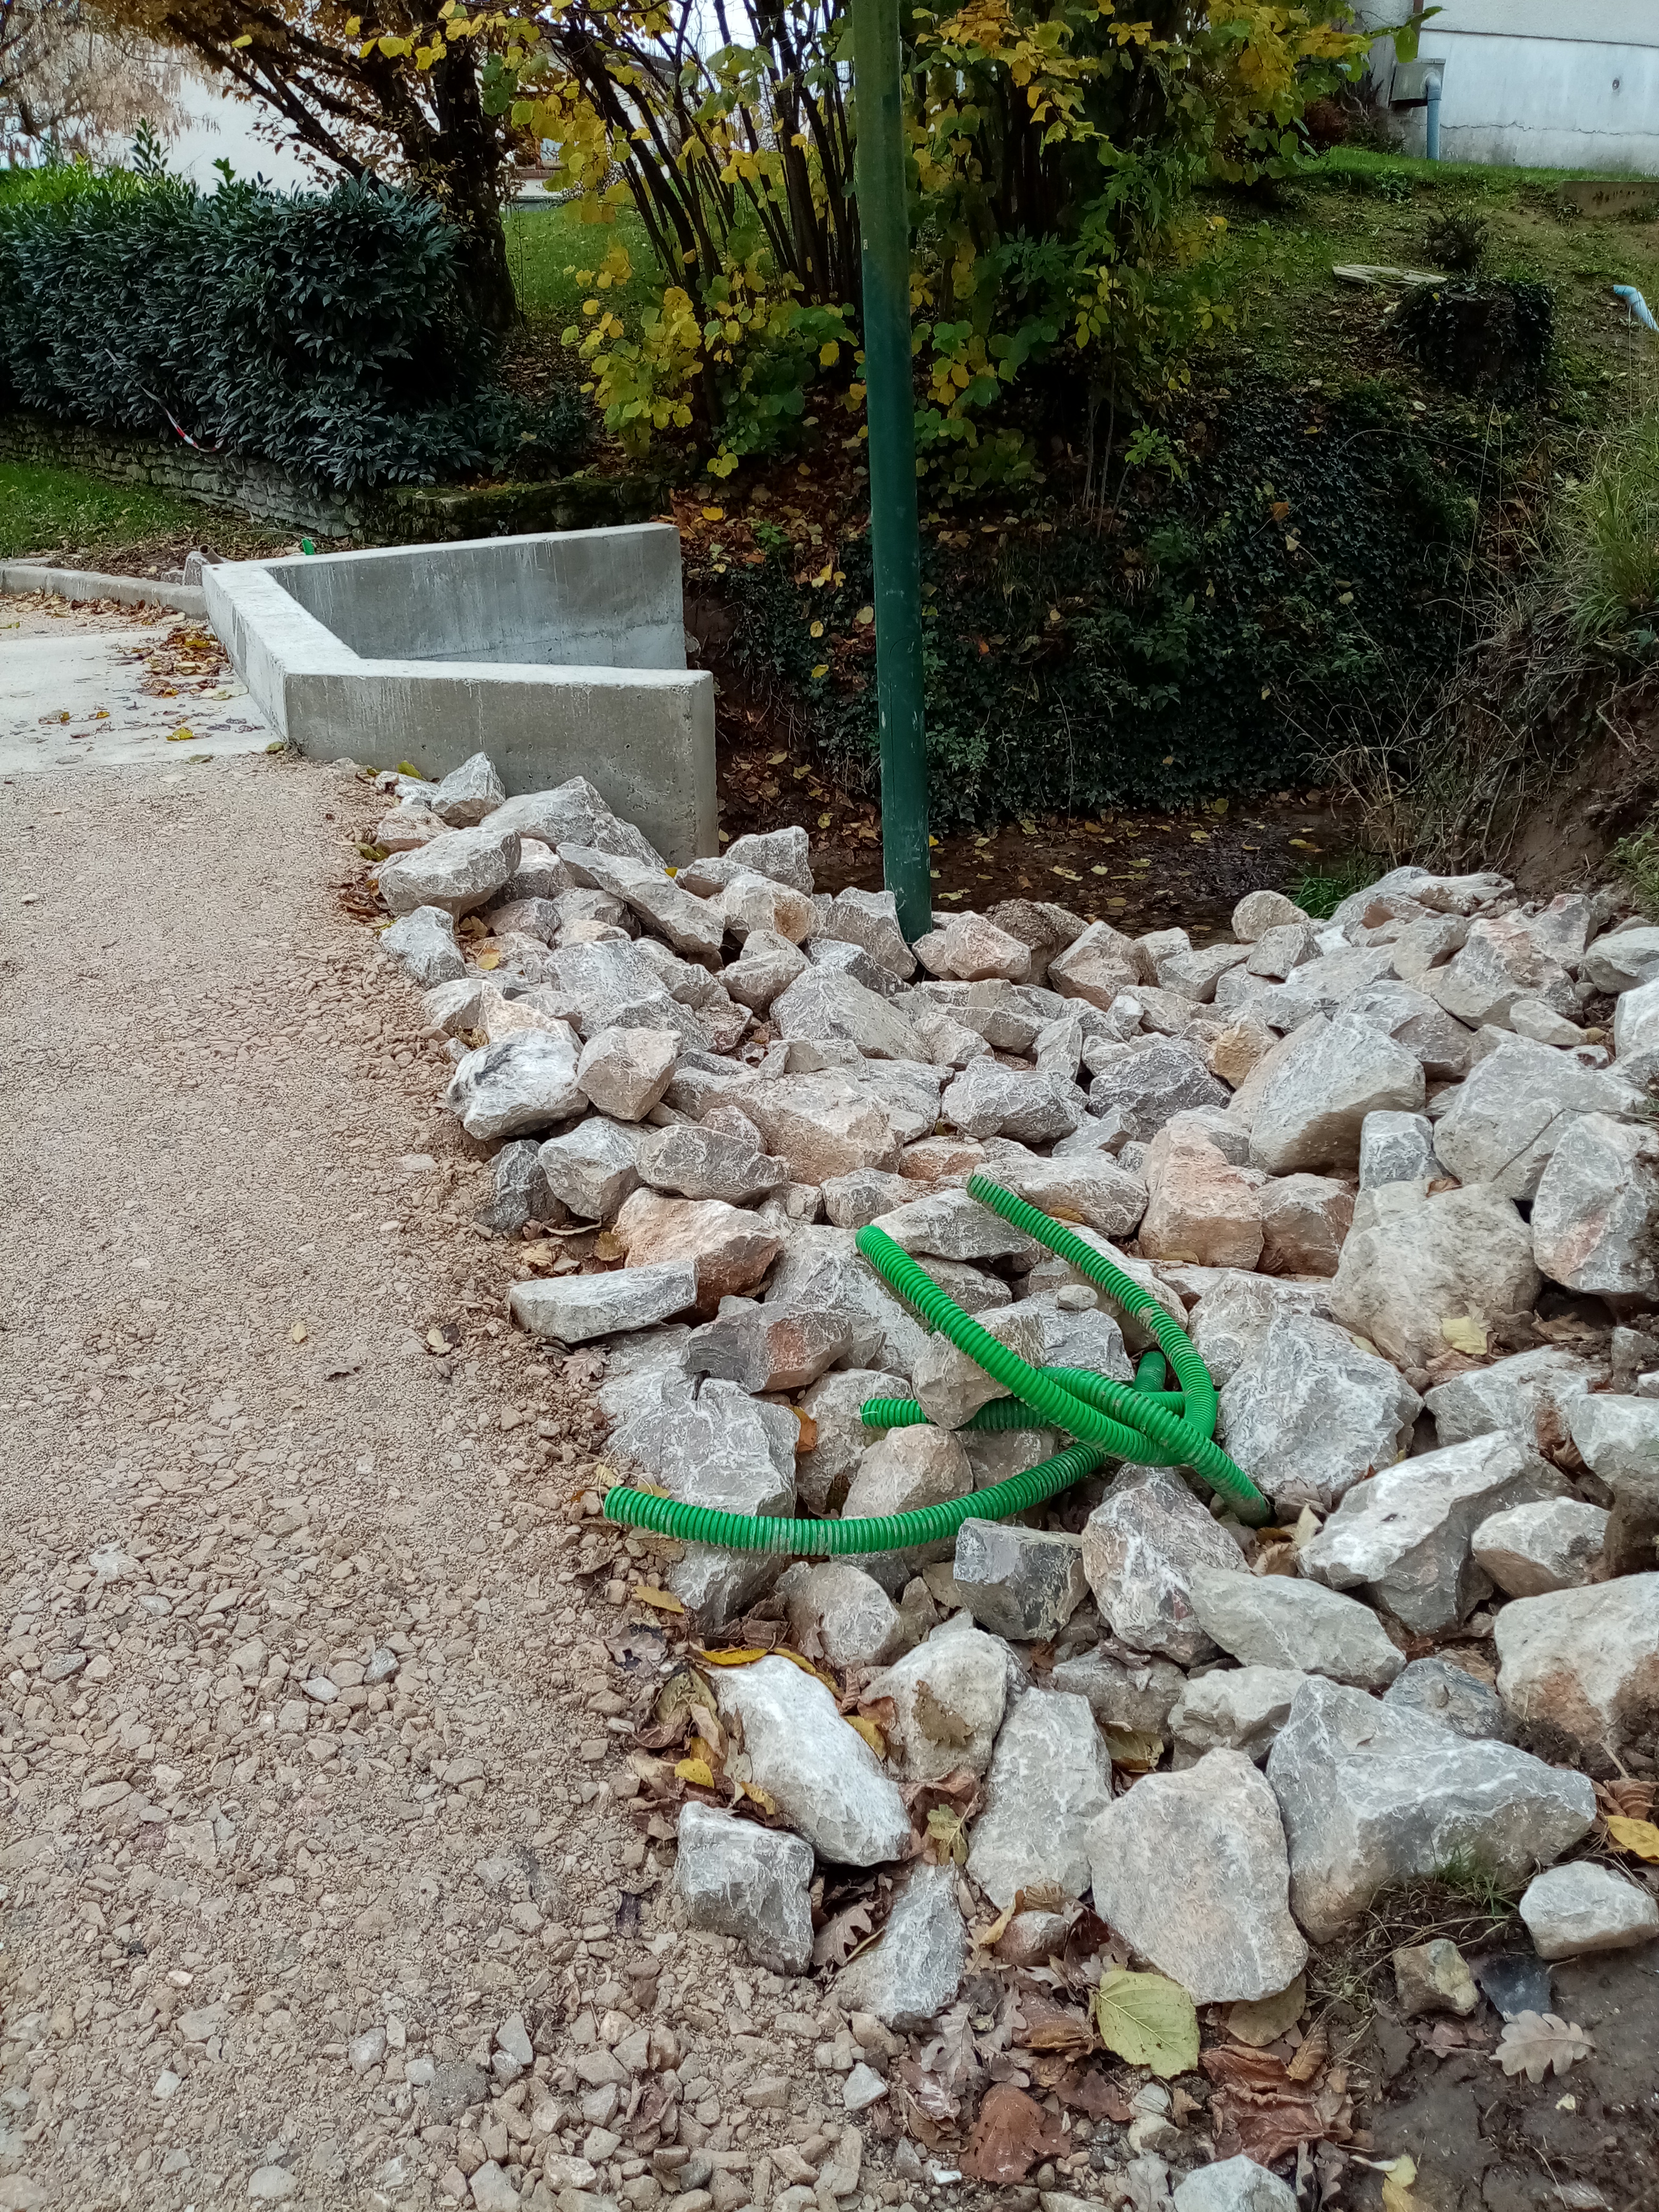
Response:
[717,382,1488,827]
[1393,278,1554,398]
[0,171,587,489]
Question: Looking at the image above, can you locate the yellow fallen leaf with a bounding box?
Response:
[767,750,787,765]
[634,1587,685,1614]
[809,621,824,638]
[739,1779,780,1814]
[1102,1728,1163,1771]
[290,1322,308,1343]
[475,951,501,972]
[701,506,724,521]
[675,1757,715,1787]
[592,1229,625,1261]
[810,664,829,680]
[1441,1314,1488,1356]
[1382,2156,1418,2212]
[696,1647,772,1667]
[792,1408,819,1452]
[1606,1814,1659,1861]
[1288,836,1318,850]
[166,726,195,742]
[976,1898,1019,1949]
[1094,1969,1200,2077]
[847,1715,886,1757]
[855,605,874,626]
[396,760,425,777]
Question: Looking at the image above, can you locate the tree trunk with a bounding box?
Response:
[416,47,519,337]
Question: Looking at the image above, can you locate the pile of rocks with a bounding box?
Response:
[376,754,1659,2195]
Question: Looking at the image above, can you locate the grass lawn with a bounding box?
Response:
[503,201,664,329]
[0,460,296,569]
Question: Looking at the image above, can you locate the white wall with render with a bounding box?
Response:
[1354,2,1659,175]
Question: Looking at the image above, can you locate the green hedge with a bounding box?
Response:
[0,170,585,490]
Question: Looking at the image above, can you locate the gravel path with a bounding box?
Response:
[0,756,854,2212]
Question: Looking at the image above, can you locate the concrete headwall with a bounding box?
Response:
[203,527,717,865]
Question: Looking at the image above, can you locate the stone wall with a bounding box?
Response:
[0,412,664,546]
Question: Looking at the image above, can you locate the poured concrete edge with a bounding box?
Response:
[203,528,717,865]
[0,562,207,616]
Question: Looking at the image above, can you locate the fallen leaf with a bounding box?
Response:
[738,1779,780,1815]
[1494,2012,1593,2083]
[633,1588,685,1614]
[1287,2022,1329,2083]
[1102,1728,1163,1772]
[792,1408,819,1453]
[674,1757,715,1788]
[290,1322,308,1344]
[475,951,501,972]
[1440,1314,1488,1356]
[1093,1968,1199,2078]
[847,1714,886,1758]
[812,1899,874,1968]
[1227,1973,1306,2047]
[1604,1814,1659,1862]
[1014,1992,1094,2058]
[166,725,195,742]
[396,760,425,777]
[695,1647,773,1667]
[960,2083,1067,2183]
[592,1229,625,1262]
[1381,2155,1418,2212]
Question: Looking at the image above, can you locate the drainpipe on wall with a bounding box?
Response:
[1425,69,1441,161]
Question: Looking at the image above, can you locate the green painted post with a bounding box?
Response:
[851,0,931,942]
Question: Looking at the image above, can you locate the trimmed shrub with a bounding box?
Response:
[0,171,586,489]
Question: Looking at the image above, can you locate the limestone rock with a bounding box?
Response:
[379,823,522,917]
[1344,977,1480,1083]
[1245,924,1319,981]
[1049,921,1145,1009]
[866,1624,1010,1781]
[797,1370,909,1515]
[675,1803,815,1975]
[1580,922,1659,995]
[966,1689,1113,1907]
[1328,1182,1540,1371]
[742,1073,902,1183]
[1218,1310,1420,1515]
[1090,1040,1229,1143]
[1159,943,1250,1003]
[1187,1274,1333,1389]
[1051,1645,1187,1737]
[682,825,813,896]
[1265,1676,1596,1942]
[687,1297,853,1397]
[968,1145,1147,1238]
[1382,1657,1514,1743]
[952,1521,1088,1641]
[613,1189,782,1313]
[537,1118,642,1222]
[499,837,572,903]
[1256,1175,1352,1278]
[942,1060,1083,1145]
[1426,1347,1598,1454]
[813,885,917,979]
[1251,946,1398,1032]
[481,1137,561,1234]
[635,1123,787,1205]
[1433,914,1577,1028]
[713,1657,910,1865]
[723,929,809,1013]
[1086,1750,1308,2002]
[720,868,816,945]
[1518,1863,1659,1960]
[1612,972,1659,1085]
[560,847,725,962]
[1511,998,1586,1050]
[429,750,506,827]
[834,1863,968,2030]
[485,776,665,871]
[1233,891,1309,944]
[761,1226,930,1377]
[844,1426,974,1521]
[509,1262,698,1346]
[606,1373,796,1516]
[1471,1498,1608,1597]
[822,1169,914,1228]
[1186,1569,1403,1690]
[1249,1012,1425,1175]
[1433,1037,1639,1198]
[870,1186,1044,1266]
[534,940,703,1045]
[1300,1432,1566,1634]
[443,1029,583,1139]
[910,1305,1048,1429]
[1393,1939,1479,2018]
[1493,1575,1659,1752]
[939,912,1034,983]
[773,969,923,1062]
[781,1562,906,1669]
[1080,1467,1245,1664]
[1169,1668,1308,1763]
[1138,1127,1264,1271]
[1532,1112,1659,1301]
[576,1026,678,1121]
[1359,1110,1436,1189]
[383,903,465,985]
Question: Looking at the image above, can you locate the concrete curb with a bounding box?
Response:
[0,562,208,618]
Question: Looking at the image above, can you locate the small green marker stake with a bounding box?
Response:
[851,0,931,943]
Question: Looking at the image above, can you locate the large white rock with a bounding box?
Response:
[443,1029,584,1139]
[1471,1498,1608,1597]
[1433,1037,1639,1199]
[1090,1038,1230,1143]
[1169,1668,1309,1763]
[428,750,506,827]
[780,1561,906,1670]
[1518,1862,1659,1960]
[941,1059,1083,1144]
[1532,1112,1659,1300]
[773,968,924,1061]
[605,1372,796,1516]
[1175,2157,1299,2212]
[1248,1012,1425,1175]
[1425,1347,1598,1453]
[1344,977,1479,1083]
[842,1426,973,1520]
[714,1657,910,1865]
[1612,971,1659,1085]
[1251,944,1398,1032]
[976,1143,1148,1238]
[1432,914,1577,1028]
[1567,1392,1659,1515]
[1266,1676,1596,1942]
[1185,1568,1404,1689]
[681,824,813,895]
[1328,1182,1540,1371]
[675,1802,814,1974]
[813,885,917,979]
[1080,1467,1245,1664]
[1049,920,1144,1008]
[382,903,464,985]
[1493,1575,1659,1752]
[1384,1655,1514,1742]
[1187,1273,1333,1388]
[508,1262,699,1345]
[1086,1750,1308,2002]
[742,1072,902,1183]
[537,1117,642,1222]
[485,775,665,870]
[635,1122,787,1205]
[1299,1432,1566,1633]
[1581,921,1659,995]
[966,1689,1113,1906]
[797,1369,908,1516]
[719,868,816,945]
[833,1862,968,2030]
[1052,1643,1187,1736]
[575,1025,679,1121]
[560,846,725,962]
[1359,1108,1436,1189]
[1219,1310,1420,1514]
[378,823,521,916]
[1138,1126,1265,1271]
[865,1623,1009,1781]
[870,1187,1044,1265]
[952,1521,1088,1641]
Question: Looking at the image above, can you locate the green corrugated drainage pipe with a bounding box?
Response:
[602,1173,1269,1552]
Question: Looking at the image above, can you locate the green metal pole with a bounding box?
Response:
[851,0,931,942]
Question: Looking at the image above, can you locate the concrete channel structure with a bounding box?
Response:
[204,524,716,864]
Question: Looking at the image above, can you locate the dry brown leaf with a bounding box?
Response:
[812,1900,874,1969]
[959,2084,1067,2183]
[1287,2022,1329,2083]
[1595,1777,1657,1823]
[633,1587,685,1615]
[1013,1991,1094,2058]
[792,1409,819,1453]
[1227,1973,1306,2047]
[1494,2012,1593,2083]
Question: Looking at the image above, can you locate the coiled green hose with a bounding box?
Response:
[603,1172,1268,1551]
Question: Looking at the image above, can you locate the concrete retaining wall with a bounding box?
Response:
[0,562,207,615]
[204,524,716,865]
